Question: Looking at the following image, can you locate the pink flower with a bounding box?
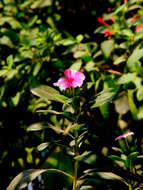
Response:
[115,132,134,141]
[53,69,85,90]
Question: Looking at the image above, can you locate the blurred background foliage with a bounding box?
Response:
[1,0,143,189]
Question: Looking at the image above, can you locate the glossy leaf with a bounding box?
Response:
[92,88,118,108]
[108,155,125,163]
[31,85,68,103]
[37,142,50,151]
[27,122,48,131]
[96,172,128,185]
[7,168,73,190]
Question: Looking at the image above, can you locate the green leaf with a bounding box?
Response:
[137,106,143,120]
[79,186,94,190]
[96,172,128,185]
[118,73,136,84]
[70,60,82,71]
[28,15,38,27]
[125,152,139,169]
[99,103,109,119]
[0,36,13,47]
[127,48,143,72]
[7,55,13,69]
[62,38,76,46]
[27,122,48,131]
[114,94,130,115]
[31,85,68,103]
[7,168,73,190]
[32,62,42,77]
[108,155,125,163]
[114,55,126,65]
[0,17,21,29]
[76,34,84,43]
[0,70,8,77]
[74,151,97,164]
[101,40,114,60]
[136,88,143,101]
[70,123,86,131]
[92,88,118,108]
[31,0,52,9]
[128,90,138,120]
[84,61,95,72]
[37,110,63,115]
[37,142,50,151]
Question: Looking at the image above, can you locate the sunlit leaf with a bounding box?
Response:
[79,186,94,190]
[118,73,136,84]
[27,122,48,131]
[114,55,126,65]
[136,87,143,101]
[101,40,114,59]
[0,70,8,77]
[0,36,13,47]
[31,0,52,9]
[127,48,143,71]
[70,60,82,71]
[96,172,128,185]
[92,88,118,108]
[37,142,50,151]
[114,94,130,115]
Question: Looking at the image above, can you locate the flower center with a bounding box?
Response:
[67,77,74,83]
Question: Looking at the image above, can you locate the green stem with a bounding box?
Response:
[72,160,78,190]
[72,130,78,190]
[129,184,132,190]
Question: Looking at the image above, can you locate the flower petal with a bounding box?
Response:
[115,132,134,141]
[74,71,85,81]
[64,69,72,78]
[53,78,67,86]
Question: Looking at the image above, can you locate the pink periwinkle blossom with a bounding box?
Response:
[115,132,134,141]
[53,69,85,90]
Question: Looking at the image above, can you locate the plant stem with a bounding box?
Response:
[72,160,78,190]
[129,184,132,190]
[72,130,78,190]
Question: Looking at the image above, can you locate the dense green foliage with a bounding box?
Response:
[1,0,143,189]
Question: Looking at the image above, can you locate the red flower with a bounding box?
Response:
[97,17,109,27]
[131,15,139,21]
[134,25,143,31]
[124,0,127,3]
[104,30,113,36]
